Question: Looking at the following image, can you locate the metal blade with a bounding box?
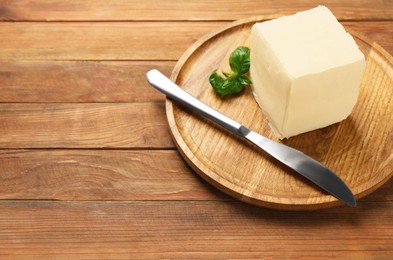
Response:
[147,69,356,207]
[244,130,356,207]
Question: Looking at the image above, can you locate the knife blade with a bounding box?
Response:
[146,69,356,207]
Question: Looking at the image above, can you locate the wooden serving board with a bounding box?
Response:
[167,17,393,210]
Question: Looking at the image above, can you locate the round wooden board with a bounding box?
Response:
[167,16,393,210]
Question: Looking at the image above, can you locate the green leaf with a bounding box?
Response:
[209,71,243,97]
[209,46,252,98]
[229,46,250,74]
[216,78,244,97]
[237,74,252,85]
[209,70,225,89]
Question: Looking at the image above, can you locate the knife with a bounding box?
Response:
[146,69,356,207]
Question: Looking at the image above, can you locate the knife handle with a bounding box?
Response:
[146,69,356,207]
[146,69,246,136]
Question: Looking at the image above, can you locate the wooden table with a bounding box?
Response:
[0,1,392,258]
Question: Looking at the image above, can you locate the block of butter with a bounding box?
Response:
[250,6,365,139]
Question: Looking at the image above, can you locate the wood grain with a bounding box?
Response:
[0,149,225,201]
[0,200,392,258]
[0,22,391,60]
[0,22,225,60]
[344,22,393,55]
[0,103,173,148]
[168,17,393,210]
[0,0,392,258]
[0,149,390,202]
[0,60,173,102]
[0,0,391,21]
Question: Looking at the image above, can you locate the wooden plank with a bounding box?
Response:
[0,103,173,148]
[0,21,225,60]
[0,23,391,103]
[0,22,391,61]
[0,149,391,202]
[0,150,225,201]
[0,0,391,21]
[0,60,173,102]
[0,200,392,258]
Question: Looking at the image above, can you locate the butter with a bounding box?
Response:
[250,6,365,138]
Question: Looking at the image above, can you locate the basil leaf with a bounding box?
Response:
[213,78,244,97]
[209,70,225,89]
[229,46,250,74]
[237,74,252,85]
[209,46,252,98]
[222,78,244,95]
